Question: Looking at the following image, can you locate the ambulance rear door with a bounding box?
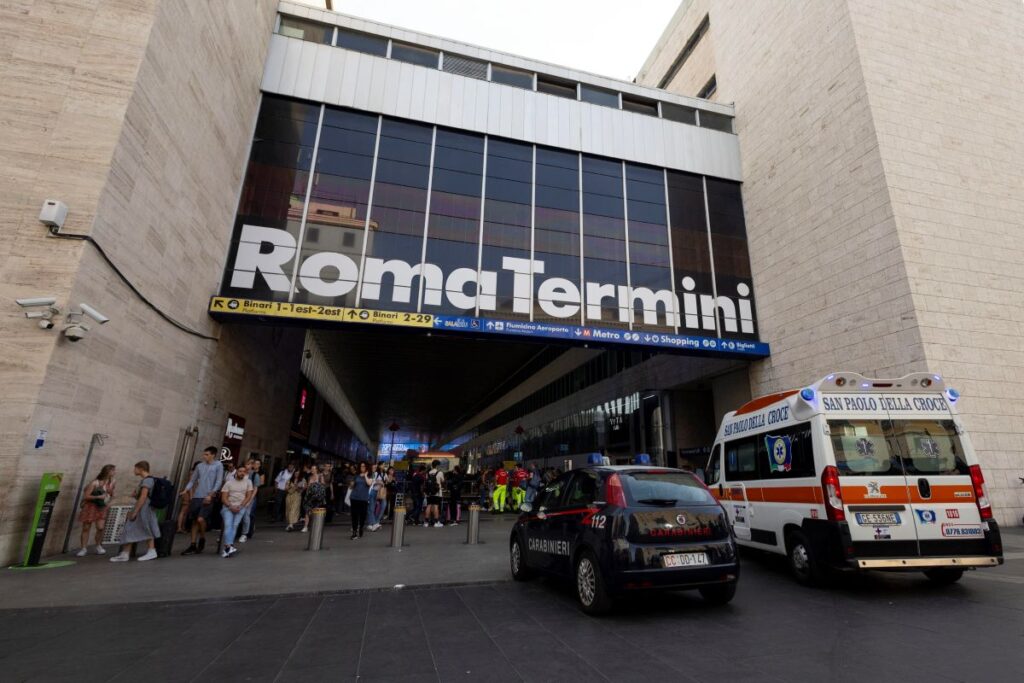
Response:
[722,439,755,542]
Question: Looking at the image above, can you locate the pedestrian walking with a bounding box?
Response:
[76,464,116,556]
[424,460,445,527]
[284,470,305,531]
[181,447,224,556]
[109,461,160,562]
[176,461,198,533]
[349,461,372,539]
[447,465,464,525]
[273,462,294,522]
[366,464,387,531]
[239,458,262,543]
[220,462,255,558]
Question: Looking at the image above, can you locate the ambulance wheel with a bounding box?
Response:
[786,530,823,586]
[575,550,612,616]
[924,568,963,585]
[510,537,534,581]
[699,581,737,606]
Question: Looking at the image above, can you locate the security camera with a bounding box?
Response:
[39,200,68,231]
[16,297,57,308]
[63,324,87,342]
[78,303,109,325]
[38,319,55,330]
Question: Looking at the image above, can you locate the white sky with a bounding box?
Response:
[312,0,680,82]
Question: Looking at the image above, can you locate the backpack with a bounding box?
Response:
[424,471,440,496]
[148,477,175,509]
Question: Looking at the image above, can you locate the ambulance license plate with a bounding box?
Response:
[856,512,900,525]
[662,552,709,568]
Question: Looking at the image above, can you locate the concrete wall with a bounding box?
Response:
[0,0,282,564]
[846,0,1024,520]
[638,0,1024,523]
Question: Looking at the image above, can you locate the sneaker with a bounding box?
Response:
[95,545,106,555]
[238,535,247,544]
[301,526,308,533]
[181,544,198,556]
[222,546,238,558]
[423,522,429,528]
[109,552,130,562]
[76,548,88,557]
[137,549,157,562]
[350,535,357,540]
[197,537,206,553]
[285,525,294,532]
[434,522,443,528]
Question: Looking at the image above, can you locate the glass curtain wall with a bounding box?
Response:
[581,156,629,330]
[666,170,715,335]
[625,163,674,333]
[481,138,533,321]
[533,147,580,324]
[294,107,378,306]
[706,178,757,340]
[422,128,484,315]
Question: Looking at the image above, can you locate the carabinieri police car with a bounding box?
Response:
[510,463,739,615]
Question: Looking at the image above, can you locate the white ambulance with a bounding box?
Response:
[706,372,1004,586]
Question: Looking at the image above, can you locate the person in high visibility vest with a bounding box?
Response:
[511,464,529,510]
[492,467,509,512]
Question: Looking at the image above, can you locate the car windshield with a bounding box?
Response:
[621,471,716,505]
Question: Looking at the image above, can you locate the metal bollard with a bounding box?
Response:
[306,507,327,551]
[390,506,407,548]
[465,504,482,545]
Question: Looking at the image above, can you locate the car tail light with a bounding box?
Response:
[605,473,627,508]
[969,464,993,520]
[821,465,845,522]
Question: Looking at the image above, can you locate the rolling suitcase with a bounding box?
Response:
[155,520,176,558]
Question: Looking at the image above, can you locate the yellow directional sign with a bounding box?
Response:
[208,297,434,329]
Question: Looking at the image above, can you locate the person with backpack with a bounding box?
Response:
[76,464,116,556]
[423,460,445,528]
[109,461,160,562]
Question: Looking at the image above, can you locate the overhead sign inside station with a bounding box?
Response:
[208,297,769,358]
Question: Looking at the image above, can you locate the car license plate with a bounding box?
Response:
[661,552,709,568]
[855,512,900,525]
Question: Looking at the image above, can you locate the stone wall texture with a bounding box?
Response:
[0,0,284,564]
[638,0,1024,524]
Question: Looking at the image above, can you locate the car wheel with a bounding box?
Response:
[575,550,612,616]
[787,530,823,586]
[699,581,737,605]
[510,537,534,581]
[924,568,964,585]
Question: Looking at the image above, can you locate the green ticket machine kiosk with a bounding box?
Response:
[12,472,71,569]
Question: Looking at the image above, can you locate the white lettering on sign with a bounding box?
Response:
[228,225,755,331]
[528,537,571,556]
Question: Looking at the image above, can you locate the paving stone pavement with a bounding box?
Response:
[2,529,1023,682]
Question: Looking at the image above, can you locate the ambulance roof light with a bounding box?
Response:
[861,382,870,389]
[800,388,816,402]
[945,388,960,404]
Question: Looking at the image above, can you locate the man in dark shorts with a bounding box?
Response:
[423,460,445,528]
[181,446,224,555]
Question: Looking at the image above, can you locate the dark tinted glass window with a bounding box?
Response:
[622,471,716,505]
[706,444,722,485]
[535,475,569,509]
[223,95,320,303]
[580,84,619,108]
[481,138,533,321]
[391,42,439,68]
[706,178,756,339]
[625,163,673,332]
[662,102,697,125]
[892,420,969,476]
[534,147,580,324]
[537,77,577,99]
[423,128,484,315]
[279,16,333,44]
[760,423,815,479]
[700,111,733,133]
[725,437,758,481]
[336,28,387,56]
[829,420,900,477]
[359,118,433,312]
[665,170,714,336]
[564,471,598,506]
[491,64,534,89]
[294,107,379,307]
[582,155,628,329]
[696,75,717,99]
[622,96,658,116]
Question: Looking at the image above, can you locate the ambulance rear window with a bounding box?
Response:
[829,420,899,476]
[891,420,969,476]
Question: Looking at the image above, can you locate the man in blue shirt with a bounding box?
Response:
[181,446,224,555]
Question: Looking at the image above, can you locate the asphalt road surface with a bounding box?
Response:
[2,547,1023,682]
